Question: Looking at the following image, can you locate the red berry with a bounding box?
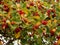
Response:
[15,0,20,3]
[51,9,55,13]
[56,0,59,2]
[15,27,22,33]
[33,12,39,16]
[38,5,42,10]
[2,18,6,23]
[2,23,8,29]
[33,25,39,29]
[30,2,34,6]
[0,1,4,4]
[3,5,9,12]
[54,42,58,45]
[47,9,51,17]
[58,24,60,26]
[18,10,25,15]
[11,21,15,25]
[33,22,40,30]
[57,35,60,40]
[41,20,47,25]
[33,25,39,30]
[52,14,56,18]
[50,30,55,36]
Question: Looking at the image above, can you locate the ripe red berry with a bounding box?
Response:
[47,9,51,17]
[50,30,55,36]
[53,42,58,45]
[57,35,60,40]
[2,18,7,23]
[0,1,4,4]
[38,5,42,10]
[3,5,9,12]
[41,20,47,25]
[30,2,34,6]
[33,22,40,30]
[33,25,39,30]
[11,21,15,25]
[51,9,55,13]
[2,23,8,29]
[33,12,39,16]
[15,27,22,33]
[18,10,25,15]
[52,13,56,18]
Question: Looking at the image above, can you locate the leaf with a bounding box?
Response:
[57,26,60,32]
[15,32,20,38]
[20,1,26,8]
[33,16,40,20]
[43,2,50,8]
[37,29,42,34]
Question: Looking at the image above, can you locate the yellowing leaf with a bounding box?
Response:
[15,32,20,38]
[47,20,52,27]
[23,8,28,14]
[54,19,57,23]
[16,3,20,8]
[36,22,41,26]
[57,39,60,45]
[33,16,40,20]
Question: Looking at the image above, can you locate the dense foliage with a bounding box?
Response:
[0,0,60,45]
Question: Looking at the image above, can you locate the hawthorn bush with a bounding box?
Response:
[0,0,60,45]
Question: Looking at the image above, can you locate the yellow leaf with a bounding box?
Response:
[47,20,52,27]
[48,20,51,23]
[15,32,20,38]
[16,3,20,8]
[23,8,28,14]
[57,39,60,45]
[24,10,28,14]
[36,22,41,26]
[6,20,11,25]
[33,16,40,20]
[54,19,57,23]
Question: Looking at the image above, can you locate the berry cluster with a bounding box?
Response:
[0,0,60,45]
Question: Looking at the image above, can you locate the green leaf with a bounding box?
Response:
[57,26,60,32]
